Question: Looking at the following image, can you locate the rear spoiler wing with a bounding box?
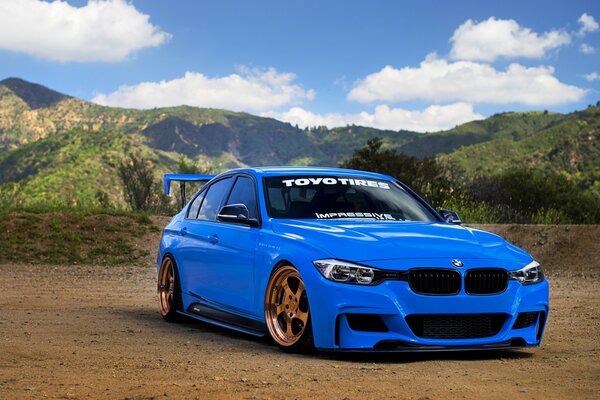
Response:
[163,174,215,208]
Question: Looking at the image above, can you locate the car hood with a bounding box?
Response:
[270,219,531,263]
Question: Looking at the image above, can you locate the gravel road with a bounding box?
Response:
[1,224,599,399]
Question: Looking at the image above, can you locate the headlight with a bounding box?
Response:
[508,261,544,285]
[313,259,377,285]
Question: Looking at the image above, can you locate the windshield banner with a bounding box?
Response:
[282,177,390,189]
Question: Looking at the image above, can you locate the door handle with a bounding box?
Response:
[207,234,219,244]
[181,227,188,236]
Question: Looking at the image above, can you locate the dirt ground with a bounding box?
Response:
[1,223,599,399]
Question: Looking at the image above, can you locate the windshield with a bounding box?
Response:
[264,176,438,222]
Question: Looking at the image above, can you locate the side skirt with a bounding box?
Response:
[178,302,268,337]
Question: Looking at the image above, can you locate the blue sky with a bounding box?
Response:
[0,0,598,131]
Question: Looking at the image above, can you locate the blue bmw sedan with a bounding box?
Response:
[157,167,549,353]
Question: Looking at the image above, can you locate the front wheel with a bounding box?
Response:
[158,255,183,322]
[265,265,314,353]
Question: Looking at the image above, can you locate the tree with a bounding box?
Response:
[174,156,215,206]
[177,156,201,175]
[340,138,456,207]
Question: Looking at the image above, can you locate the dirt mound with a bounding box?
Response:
[2,213,597,277]
[0,212,168,265]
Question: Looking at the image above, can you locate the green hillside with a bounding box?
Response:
[441,105,600,194]
[398,111,566,157]
[0,78,421,207]
[0,77,598,209]
[0,128,141,207]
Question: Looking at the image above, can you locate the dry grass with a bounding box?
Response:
[0,211,161,265]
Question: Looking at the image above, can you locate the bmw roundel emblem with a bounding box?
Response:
[451,259,464,268]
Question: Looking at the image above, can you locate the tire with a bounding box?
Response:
[158,255,184,322]
[264,265,315,353]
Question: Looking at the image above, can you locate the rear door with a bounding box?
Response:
[179,177,233,304]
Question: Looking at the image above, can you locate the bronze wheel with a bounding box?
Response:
[158,255,182,322]
[265,265,314,352]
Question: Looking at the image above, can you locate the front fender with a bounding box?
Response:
[253,229,332,321]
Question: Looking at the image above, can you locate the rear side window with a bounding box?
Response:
[225,176,258,219]
[198,177,233,221]
[186,191,206,219]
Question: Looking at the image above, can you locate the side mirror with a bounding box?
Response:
[439,209,462,225]
[217,204,259,227]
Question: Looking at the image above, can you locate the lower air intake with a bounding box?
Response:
[345,314,389,332]
[406,314,507,339]
[513,312,540,329]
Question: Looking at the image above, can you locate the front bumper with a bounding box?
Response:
[302,260,549,351]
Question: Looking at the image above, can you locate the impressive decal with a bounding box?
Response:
[282,177,390,189]
[315,212,397,220]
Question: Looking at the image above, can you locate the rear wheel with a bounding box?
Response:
[158,255,183,322]
[265,265,314,353]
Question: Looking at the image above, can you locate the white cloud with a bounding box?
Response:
[0,0,170,62]
[264,102,484,132]
[92,68,315,111]
[348,54,586,106]
[580,43,595,54]
[265,107,352,129]
[582,72,600,82]
[450,17,570,62]
[578,13,599,36]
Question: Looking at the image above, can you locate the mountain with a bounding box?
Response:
[0,78,420,206]
[0,77,598,207]
[0,77,69,109]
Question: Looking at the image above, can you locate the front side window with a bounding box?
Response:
[265,176,437,222]
[197,177,233,221]
[225,176,258,219]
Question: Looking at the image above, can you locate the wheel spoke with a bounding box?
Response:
[295,279,305,296]
[281,280,294,299]
[295,310,308,325]
[275,303,286,315]
[285,318,294,337]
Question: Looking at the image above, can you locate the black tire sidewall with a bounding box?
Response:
[159,255,183,322]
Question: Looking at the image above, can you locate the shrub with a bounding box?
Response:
[467,167,600,224]
[340,138,600,224]
[118,153,174,213]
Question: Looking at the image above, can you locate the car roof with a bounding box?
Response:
[219,166,395,181]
